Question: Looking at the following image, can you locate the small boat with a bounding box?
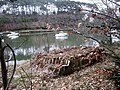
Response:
[55,36,68,40]
[8,35,19,39]
[55,31,68,37]
[7,32,20,39]
[7,32,19,36]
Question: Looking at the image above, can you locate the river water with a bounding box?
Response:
[3,31,98,64]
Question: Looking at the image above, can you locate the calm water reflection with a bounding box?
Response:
[4,31,97,61]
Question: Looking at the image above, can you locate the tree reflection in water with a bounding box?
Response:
[4,31,99,61]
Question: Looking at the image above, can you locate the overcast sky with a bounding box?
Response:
[71,0,120,9]
[71,0,94,3]
[71,0,106,9]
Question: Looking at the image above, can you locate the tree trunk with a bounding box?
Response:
[0,37,8,90]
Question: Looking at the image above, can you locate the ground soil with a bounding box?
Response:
[12,46,117,90]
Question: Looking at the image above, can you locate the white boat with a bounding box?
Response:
[7,32,20,39]
[55,36,68,40]
[7,32,19,36]
[55,31,68,37]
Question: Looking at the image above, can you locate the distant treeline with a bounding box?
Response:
[0,0,97,15]
[0,13,85,31]
[0,15,38,24]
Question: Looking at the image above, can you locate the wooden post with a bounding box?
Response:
[0,35,8,90]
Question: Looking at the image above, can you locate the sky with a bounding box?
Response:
[71,0,106,9]
[70,0,94,3]
[71,0,120,9]
[71,0,120,4]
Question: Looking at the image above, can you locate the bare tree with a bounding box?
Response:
[72,1,120,88]
[73,0,120,61]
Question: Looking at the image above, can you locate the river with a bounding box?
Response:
[3,31,98,64]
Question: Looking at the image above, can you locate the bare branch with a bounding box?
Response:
[84,9,120,23]
[72,30,101,44]
[3,44,16,90]
[19,71,27,90]
[21,67,32,90]
[14,38,28,50]
[108,0,120,6]
[72,30,120,61]
[101,0,120,22]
